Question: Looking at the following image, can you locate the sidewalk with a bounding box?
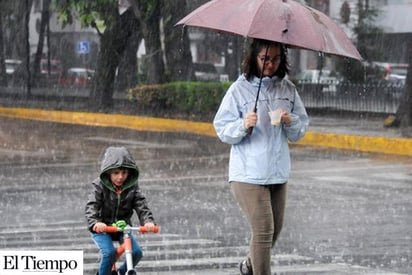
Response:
[0,106,411,156]
[301,114,412,156]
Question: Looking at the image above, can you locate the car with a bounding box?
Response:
[59,67,95,88]
[5,59,22,75]
[388,63,408,78]
[294,69,340,93]
[295,69,336,82]
[5,59,23,85]
[193,63,220,82]
[369,62,408,82]
[387,73,406,85]
[34,59,63,87]
[10,58,63,87]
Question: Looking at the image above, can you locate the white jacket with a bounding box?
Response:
[213,74,309,185]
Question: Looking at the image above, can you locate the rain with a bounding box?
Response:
[0,1,412,275]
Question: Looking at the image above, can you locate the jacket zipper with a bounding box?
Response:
[113,191,121,222]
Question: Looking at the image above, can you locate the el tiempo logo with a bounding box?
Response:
[0,250,83,275]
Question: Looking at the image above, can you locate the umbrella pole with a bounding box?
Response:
[253,45,269,111]
[247,45,269,135]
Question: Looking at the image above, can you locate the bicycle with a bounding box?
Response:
[98,223,160,275]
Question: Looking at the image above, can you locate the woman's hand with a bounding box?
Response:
[244,112,257,129]
[280,111,291,126]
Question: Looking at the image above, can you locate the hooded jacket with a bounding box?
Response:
[85,146,154,232]
[213,74,309,185]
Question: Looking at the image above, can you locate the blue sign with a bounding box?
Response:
[77,41,90,54]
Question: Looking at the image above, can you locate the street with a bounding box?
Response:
[0,116,411,274]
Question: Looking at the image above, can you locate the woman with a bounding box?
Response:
[213,39,309,275]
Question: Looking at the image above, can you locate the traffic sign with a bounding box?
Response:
[77,41,90,54]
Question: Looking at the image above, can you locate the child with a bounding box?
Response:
[85,146,156,275]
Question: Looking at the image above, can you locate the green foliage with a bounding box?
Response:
[128,81,231,115]
[55,0,116,29]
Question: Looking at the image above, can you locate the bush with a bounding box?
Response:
[128,81,231,116]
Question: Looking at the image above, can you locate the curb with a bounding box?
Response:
[1,107,411,156]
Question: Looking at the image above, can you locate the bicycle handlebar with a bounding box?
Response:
[104,225,160,234]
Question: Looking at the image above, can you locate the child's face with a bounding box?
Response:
[109,168,129,188]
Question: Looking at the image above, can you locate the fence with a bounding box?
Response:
[297,80,404,114]
[0,80,406,116]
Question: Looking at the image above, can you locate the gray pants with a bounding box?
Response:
[231,182,287,275]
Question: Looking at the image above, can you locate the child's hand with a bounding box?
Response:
[93,222,107,233]
[144,222,155,232]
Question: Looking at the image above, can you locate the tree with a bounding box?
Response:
[31,0,51,86]
[1,0,33,92]
[24,0,32,95]
[0,4,7,87]
[57,0,195,110]
[336,0,384,82]
[58,0,144,110]
[162,0,194,82]
[391,42,412,132]
[128,0,165,84]
[116,19,142,92]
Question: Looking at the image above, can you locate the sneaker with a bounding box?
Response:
[239,259,253,275]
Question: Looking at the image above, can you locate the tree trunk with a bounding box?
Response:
[396,41,412,131]
[162,1,194,82]
[31,0,51,86]
[129,0,165,84]
[7,1,29,60]
[116,31,142,92]
[92,8,139,110]
[225,36,244,81]
[116,11,142,92]
[0,9,7,87]
[24,0,32,95]
[142,0,164,84]
[92,22,121,111]
[93,33,119,111]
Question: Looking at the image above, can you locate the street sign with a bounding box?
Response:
[77,41,90,54]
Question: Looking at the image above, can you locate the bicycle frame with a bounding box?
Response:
[103,225,160,275]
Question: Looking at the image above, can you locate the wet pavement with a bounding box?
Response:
[1,105,411,158]
[0,115,411,274]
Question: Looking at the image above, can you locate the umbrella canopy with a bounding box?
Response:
[176,0,362,60]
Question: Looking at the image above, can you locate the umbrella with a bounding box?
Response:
[176,0,362,61]
[176,0,362,134]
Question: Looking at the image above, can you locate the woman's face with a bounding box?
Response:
[256,45,282,77]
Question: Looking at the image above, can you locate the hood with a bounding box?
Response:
[99,146,139,191]
[239,74,281,88]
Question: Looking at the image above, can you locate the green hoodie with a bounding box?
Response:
[85,146,154,232]
[99,146,140,192]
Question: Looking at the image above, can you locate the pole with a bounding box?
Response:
[246,45,269,135]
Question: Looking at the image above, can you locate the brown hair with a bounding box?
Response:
[242,39,289,81]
